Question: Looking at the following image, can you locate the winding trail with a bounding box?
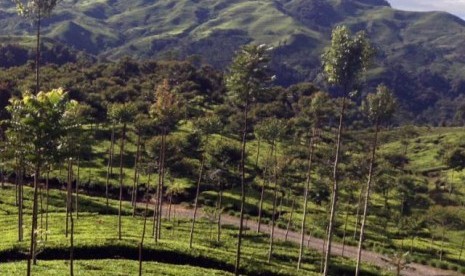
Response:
[161,203,460,276]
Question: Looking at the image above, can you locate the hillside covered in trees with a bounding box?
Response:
[1,0,465,123]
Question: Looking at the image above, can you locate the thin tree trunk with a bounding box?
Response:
[75,157,80,219]
[257,184,266,233]
[168,193,172,221]
[70,207,74,276]
[0,161,4,189]
[153,135,164,241]
[256,137,261,167]
[341,209,349,257]
[459,234,465,260]
[410,235,414,254]
[278,192,284,218]
[323,96,347,276]
[307,229,312,248]
[440,227,445,261]
[156,128,167,240]
[254,137,262,232]
[39,185,44,230]
[234,100,249,276]
[217,179,223,243]
[355,121,380,276]
[396,256,401,276]
[430,233,435,253]
[15,159,18,206]
[139,173,151,276]
[27,163,40,276]
[284,197,295,241]
[353,186,364,240]
[66,159,71,238]
[105,124,115,208]
[449,171,454,195]
[152,198,157,240]
[190,135,209,248]
[132,133,141,216]
[268,143,278,263]
[68,159,74,276]
[18,162,24,242]
[45,169,50,241]
[297,131,316,269]
[34,9,41,95]
[257,146,273,233]
[320,224,329,274]
[118,123,127,240]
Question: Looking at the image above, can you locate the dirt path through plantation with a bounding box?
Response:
[160,203,460,276]
[4,182,457,275]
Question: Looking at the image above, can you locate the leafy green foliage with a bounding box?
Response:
[13,0,61,19]
[322,25,374,94]
[362,84,396,124]
[226,44,274,106]
[5,88,73,167]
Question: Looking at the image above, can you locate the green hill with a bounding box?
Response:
[1,0,465,122]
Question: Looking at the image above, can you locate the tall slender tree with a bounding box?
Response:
[254,117,284,233]
[6,88,75,275]
[13,0,62,95]
[138,162,155,276]
[251,118,286,262]
[61,103,90,235]
[110,103,137,240]
[4,114,27,242]
[321,25,374,275]
[225,44,274,275]
[132,114,152,216]
[105,105,118,208]
[297,91,331,269]
[150,79,183,241]
[189,114,222,248]
[268,154,289,262]
[355,85,396,275]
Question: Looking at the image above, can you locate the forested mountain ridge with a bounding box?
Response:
[1,0,465,123]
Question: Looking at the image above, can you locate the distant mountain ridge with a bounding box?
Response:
[1,0,465,123]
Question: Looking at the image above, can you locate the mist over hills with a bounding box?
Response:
[1,0,465,123]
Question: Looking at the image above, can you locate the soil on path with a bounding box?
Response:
[161,203,460,276]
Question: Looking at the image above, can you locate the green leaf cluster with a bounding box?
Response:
[322,25,374,94]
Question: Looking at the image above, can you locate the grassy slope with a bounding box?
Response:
[378,127,465,270]
[3,125,465,273]
[44,122,465,269]
[0,185,381,275]
[10,125,465,272]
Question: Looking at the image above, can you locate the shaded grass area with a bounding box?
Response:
[0,259,232,276]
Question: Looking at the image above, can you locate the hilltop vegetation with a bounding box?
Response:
[1,0,465,122]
